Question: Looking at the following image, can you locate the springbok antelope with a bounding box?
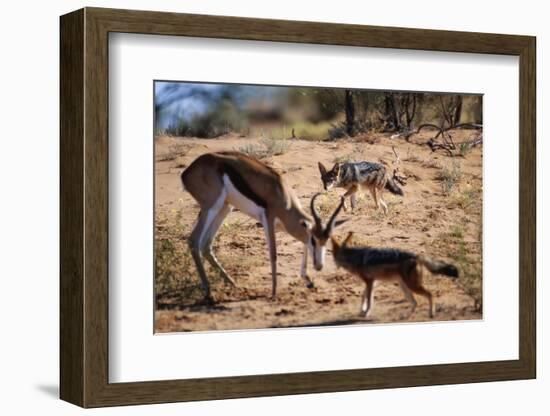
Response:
[181,151,347,303]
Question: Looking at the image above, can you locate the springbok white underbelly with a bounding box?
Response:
[222,174,265,221]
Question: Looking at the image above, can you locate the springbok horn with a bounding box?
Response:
[310,193,323,228]
[326,196,346,235]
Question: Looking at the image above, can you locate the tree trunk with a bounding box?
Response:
[384,92,399,131]
[344,89,356,136]
[453,95,463,127]
[405,94,417,129]
[474,95,483,124]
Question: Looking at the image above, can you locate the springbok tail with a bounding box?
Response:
[417,255,459,278]
[180,169,187,192]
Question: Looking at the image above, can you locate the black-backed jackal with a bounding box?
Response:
[329,217,459,318]
[318,161,403,213]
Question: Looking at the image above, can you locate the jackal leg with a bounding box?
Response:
[378,193,388,214]
[369,188,388,215]
[343,185,359,211]
[361,279,374,317]
[403,267,434,318]
[350,193,358,210]
[201,204,236,287]
[411,286,434,318]
[398,279,418,316]
[408,279,434,319]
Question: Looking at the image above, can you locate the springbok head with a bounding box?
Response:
[304,193,347,271]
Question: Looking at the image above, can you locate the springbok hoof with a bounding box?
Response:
[306,281,315,289]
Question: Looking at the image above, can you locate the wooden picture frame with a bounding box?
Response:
[60,7,536,408]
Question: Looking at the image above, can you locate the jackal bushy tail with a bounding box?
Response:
[384,176,404,196]
[417,255,459,278]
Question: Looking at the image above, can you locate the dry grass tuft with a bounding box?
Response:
[155,209,203,302]
[332,153,355,164]
[237,137,291,159]
[157,142,191,162]
[432,228,482,312]
[437,162,463,195]
[421,158,443,169]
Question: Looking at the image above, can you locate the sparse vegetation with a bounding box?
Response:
[459,142,471,157]
[155,209,203,302]
[437,161,463,194]
[310,192,341,218]
[421,158,443,169]
[155,208,264,307]
[258,120,334,141]
[403,150,442,169]
[262,137,291,157]
[449,186,480,211]
[332,153,355,164]
[157,142,190,162]
[328,119,373,140]
[450,225,464,239]
[434,228,482,312]
[403,151,422,163]
[214,220,264,274]
[237,137,291,159]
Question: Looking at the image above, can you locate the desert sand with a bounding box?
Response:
[154,131,483,332]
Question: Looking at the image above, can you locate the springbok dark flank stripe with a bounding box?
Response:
[220,163,267,208]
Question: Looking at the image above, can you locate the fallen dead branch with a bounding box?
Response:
[391,123,483,156]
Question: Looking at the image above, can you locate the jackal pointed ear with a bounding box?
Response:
[300,219,313,230]
[343,231,354,246]
[318,162,327,176]
[332,163,340,175]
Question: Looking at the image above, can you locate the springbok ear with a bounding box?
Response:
[318,162,327,176]
[334,219,349,228]
[325,219,350,238]
[300,219,313,230]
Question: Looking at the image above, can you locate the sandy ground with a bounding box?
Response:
[154,131,483,332]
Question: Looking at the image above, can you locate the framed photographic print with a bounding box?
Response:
[60,7,536,408]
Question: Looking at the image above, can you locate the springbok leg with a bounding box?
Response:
[201,204,236,286]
